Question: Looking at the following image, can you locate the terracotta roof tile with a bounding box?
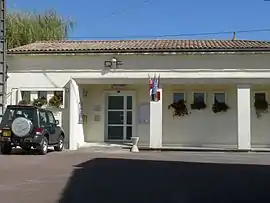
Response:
[7,39,270,54]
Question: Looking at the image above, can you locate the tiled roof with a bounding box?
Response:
[7,39,270,54]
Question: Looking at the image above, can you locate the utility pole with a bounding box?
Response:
[0,0,6,121]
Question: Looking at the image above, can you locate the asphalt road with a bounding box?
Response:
[1,149,270,203]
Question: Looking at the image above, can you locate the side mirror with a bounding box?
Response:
[55,120,59,125]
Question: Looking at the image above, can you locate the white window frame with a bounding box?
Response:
[192,91,206,103]
[254,91,268,103]
[19,87,66,108]
[172,92,186,103]
[212,91,227,104]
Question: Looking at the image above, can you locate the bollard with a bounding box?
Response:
[130,137,139,152]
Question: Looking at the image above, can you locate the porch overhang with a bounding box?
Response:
[75,77,270,85]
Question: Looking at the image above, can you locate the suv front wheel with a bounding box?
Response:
[54,135,64,152]
[1,144,12,155]
[38,137,48,155]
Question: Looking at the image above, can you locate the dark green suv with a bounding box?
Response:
[0,105,65,155]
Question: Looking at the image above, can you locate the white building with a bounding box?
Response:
[5,39,270,151]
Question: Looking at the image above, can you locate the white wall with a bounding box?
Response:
[6,53,270,149]
[78,84,239,148]
[7,54,270,72]
[251,85,270,147]
[80,84,150,146]
[163,85,238,148]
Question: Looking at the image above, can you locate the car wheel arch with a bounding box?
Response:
[44,133,49,142]
[60,132,65,139]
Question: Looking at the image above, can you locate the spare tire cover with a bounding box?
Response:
[11,117,33,137]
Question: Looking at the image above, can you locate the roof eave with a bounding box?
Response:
[7,48,270,55]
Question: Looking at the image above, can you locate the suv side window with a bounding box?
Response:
[39,111,48,125]
[47,112,55,124]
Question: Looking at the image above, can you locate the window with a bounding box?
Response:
[39,111,48,124]
[3,108,34,121]
[20,89,65,107]
[54,91,63,104]
[47,112,55,124]
[38,91,47,100]
[255,92,266,102]
[193,92,205,103]
[213,92,226,103]
[173,93,185,103]
[21,91,31,102]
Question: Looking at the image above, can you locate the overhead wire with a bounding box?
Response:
[70,0,270,40]
[68,28,270,39]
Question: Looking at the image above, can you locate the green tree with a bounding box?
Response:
[6,9,74,49]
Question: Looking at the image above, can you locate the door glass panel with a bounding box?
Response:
[127,111,132,125]
[126,126,132,140]
[108,126,124,140]
[108,96,124,110]
[108,111,124,124]
[127,96,132,110]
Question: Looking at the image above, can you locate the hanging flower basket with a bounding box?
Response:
[212,100,229,113]
[190,101,206,110]
[48,95,62,108]
[32,97,47,107]
[254,100,269,118]
[168,100,189,117]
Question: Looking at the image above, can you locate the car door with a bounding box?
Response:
[39,110,53,144]
[46,111,59,144]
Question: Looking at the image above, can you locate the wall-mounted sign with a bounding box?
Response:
[104,58,123,69]
[111,84,126,90]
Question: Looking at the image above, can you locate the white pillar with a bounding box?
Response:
[237,85,251,150]
[69,78,84,150]
[9,88,17,105]
[149,89,162,149]
[17,89,22,103]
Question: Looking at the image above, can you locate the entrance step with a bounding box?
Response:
[78,142,131,153]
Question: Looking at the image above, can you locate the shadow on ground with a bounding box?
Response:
[58,158,270,203]
[0,147,54,155]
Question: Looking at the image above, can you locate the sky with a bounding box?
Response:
[6,0,270,40]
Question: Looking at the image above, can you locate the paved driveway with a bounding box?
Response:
[1,149,270,203]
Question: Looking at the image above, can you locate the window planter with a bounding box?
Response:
[212,92,229,113]
[190,102,207,110]
[212,101,229,113]
[168,100,189,117]
[254,100,268,118]
[48,95,63,108]
[254,92,268,118]
[18,100,30,105]
[32,97,47,107]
